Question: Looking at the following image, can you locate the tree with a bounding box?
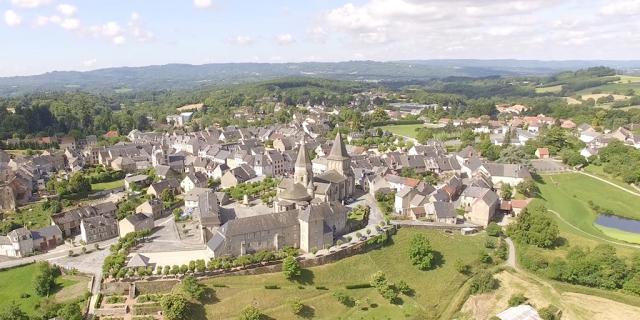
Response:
[408,234,435,270]
[57,303,83,320]
[33,261,56,297]
[67,172,92,195]
[161,294,190,320]
[0,303,29,320]
[501,184,513,200]
[239,305,262,320]
[507,203,559,248]
[181,275,205,300]
[282,256,301,279]
[516,179,538,198]
[161,189,175,203]
[623,274,640,296]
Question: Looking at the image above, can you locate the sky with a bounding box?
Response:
[1,0,640,76]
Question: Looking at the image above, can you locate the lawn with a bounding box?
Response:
[0,264,90,316]
[3,202,54,230]
[535,85,563,93]
[199,229,488,319]
[535,173,640,248]
[91,179,124,192]
[583,165,638,193]
[378,124,424,139]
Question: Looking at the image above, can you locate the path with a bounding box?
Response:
[504,237,517,269]
[547,209,640,249]
[577,171,640,197]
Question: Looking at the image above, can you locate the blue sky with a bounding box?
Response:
[2,0,640,76]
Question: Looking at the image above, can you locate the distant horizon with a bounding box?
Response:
[3,58,640,79]
[2,1,640,76]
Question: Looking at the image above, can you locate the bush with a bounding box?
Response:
[332,291,355,307]
[160,294,190,320]
[484,239,496,249]
[486,222,502,237]
[479,251,493,264]
[282,256,301,280]
[264,284,280,289]
[538,305,562,320]
[239,305,262,320]
[455,258,471,275]
[469,271,499,294]
[345,283,372,289]
[508,293,528,307]
[396,280,412,296]
[289,298,304,315]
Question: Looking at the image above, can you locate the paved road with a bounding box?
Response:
[504,237,517,269]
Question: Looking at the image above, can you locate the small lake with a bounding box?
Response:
[595,214,640,234]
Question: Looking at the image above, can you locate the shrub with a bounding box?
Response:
[345,283,372,289]
[315,286,328,290]
[289,298,304,315]
[396,280,413,296]
[282,256,301,280]
[181,276,205,300]
[239,305,262,320]
[455,258,471,275]
[538,305,562,320]
[484,239,496,249]
[333,291,355,307]
[486,222,502,237]
[479,251,493,264]
[508,293,528,307]
[469,271,499,294]
[264,284,280,289]
[160,294,190,320]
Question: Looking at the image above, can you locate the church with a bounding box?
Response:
[206,132,355,257]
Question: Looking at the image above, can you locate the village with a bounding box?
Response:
[1,97,640,319]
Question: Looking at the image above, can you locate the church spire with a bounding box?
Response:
[294,136,313,186]
[327,130,349,161]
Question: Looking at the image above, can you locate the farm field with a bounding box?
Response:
[0,263,90,316]
[615,75,640,84]
[576,82,640,95]
[91,179,124,192]
[199,228,488,319]
[535,85,562,94]
[378,124,424,138]
[535,173,640,247]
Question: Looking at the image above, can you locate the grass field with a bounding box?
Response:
[199,229,488,319]
[576,82,640,95]
[378,124,424,139]
[535,173,640,247]
[91,179,124,191]
[0,264,90,316]
[535,85,563,93]
[615,75,640,84]
[583,165,638,193]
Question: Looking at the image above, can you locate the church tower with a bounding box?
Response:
[294,137,313,187]
[327,131,351,176]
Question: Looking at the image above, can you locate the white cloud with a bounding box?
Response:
[128,12,155,42]
[11,0,51,8]
[601,0,640,16]
[56,4,77,17]
[82,58,97,67]
[4,10,22,27]
[112,35,125,45]
[230,35,254,45]
[60,18,80,30]
[100,21,121,37]
[275,33,295,45]
[193,0,213,9]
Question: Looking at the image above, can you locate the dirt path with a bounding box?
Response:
[504,238,517,269]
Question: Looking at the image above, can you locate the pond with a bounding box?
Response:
[595,214,640,234]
